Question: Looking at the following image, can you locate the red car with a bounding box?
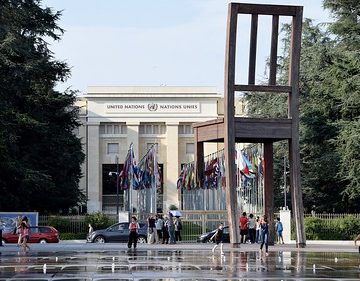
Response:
[2,226,60,244]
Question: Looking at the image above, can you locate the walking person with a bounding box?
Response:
[174,216,182,242]
[15,216,22,247]
[128,216,140,249]
[259,216,269,256]
[211,223,225,255]
[162,216,169,244]
[354,234,360,253]
[275,217,284,244]
[0,220,4,247]
[248,214,256,244]
[167,213,176,244]
[155,215,163,243]
[147,215,156,244]
[20,220,30,252]
[255,216,262,243]
[239,212,249,244]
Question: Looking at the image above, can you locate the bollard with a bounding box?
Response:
[111,263,115,273]
[43,264,47,274]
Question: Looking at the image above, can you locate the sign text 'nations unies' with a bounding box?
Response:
[105,102,200,114]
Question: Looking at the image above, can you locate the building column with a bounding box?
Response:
[165,122,179,210]
[87,123,101,212]
[127,122,139,213]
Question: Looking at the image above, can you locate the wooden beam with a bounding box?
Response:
[269,15,279,85]
[248,14,258,85]
[236,3,298,16]
[224,3,240,247]
[263,142,275,245]
[234,84,291,93]
[288,7,306,248]
[194,117,292,142]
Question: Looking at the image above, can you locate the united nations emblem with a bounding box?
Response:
[148,103,158,111]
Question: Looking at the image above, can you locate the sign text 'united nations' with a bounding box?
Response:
[105,102,200,114]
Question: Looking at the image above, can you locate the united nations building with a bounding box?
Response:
[76,86,246,214]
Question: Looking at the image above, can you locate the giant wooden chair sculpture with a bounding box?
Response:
[194,3,306,247]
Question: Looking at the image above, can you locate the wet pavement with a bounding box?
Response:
[0,243,359,280]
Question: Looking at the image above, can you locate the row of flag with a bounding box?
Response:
[177,147,265,190]
[119,144,161,190]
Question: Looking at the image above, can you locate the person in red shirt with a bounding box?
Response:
[128,216,140,249]
[239,212,249,244]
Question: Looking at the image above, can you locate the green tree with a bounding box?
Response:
[245,17,359,212]
[323,0,360,210]
[0,0,85,213]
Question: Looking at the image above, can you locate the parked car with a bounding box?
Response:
[87,222,147,243]
[197,226,230,243]
[2,226,60,244]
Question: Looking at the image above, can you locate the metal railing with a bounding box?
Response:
[38,212,360,241]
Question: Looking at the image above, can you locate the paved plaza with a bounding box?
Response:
[0,242,359,280]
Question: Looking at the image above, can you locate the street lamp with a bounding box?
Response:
[116,156,120,216]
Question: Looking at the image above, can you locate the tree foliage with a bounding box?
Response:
[245,0,360,212]
[0,0,85,213]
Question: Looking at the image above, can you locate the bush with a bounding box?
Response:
[85,212,113,230]
[303,215,360,240]
[48,216,71,233]
[60,232,87,240]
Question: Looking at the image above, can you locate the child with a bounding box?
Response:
[275,217,284,244]
[128,216,140,249]
[211,223,224,255]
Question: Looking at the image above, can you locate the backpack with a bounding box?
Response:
[176,220,182,230]
[277,222,283,232]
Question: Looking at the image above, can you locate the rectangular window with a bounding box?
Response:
[147,143,159,151]
[139,123,166,135]
[179,123,194,135]
[106,125,113,134]
[107,143,119,154]
[99,125,105,134]
[114,125,119,134]
[186,143,195,154]
[100,123,126,135]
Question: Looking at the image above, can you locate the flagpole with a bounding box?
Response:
[129,143,133,220]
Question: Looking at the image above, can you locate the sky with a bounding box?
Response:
[42,0,333,95]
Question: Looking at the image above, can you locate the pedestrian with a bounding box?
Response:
[259,215,269,256]
[239,212,248,243]
[275,217,284,244]
[147,215,156,244]
[248,213,256,244]
[155,215,163,243]
[20,220,30,252]
[255,216,261,243]
[15,216,22,246]
[211,223,224,255]
[0,220,4,247]
[88,223,93,234]
[167,213,176,244]
[128,216,140,249]
[354,234,360,253]
[162,216,169,244]
[174,216,182,242]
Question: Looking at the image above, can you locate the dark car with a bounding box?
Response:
[197,226,230,243]
[87,222,147,243]
[2,226,60,244]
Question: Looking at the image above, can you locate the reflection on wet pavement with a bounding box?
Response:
[0,249,359,280]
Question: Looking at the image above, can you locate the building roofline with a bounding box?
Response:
[86,86,219,95]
